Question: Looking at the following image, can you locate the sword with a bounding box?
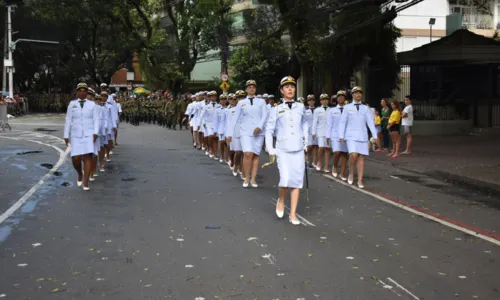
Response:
[305,161,310,203]
[261,154,276,168]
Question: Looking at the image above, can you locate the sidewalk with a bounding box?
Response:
[368,135,500,192]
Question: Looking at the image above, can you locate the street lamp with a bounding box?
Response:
[429,18,436,42]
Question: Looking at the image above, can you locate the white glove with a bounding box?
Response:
[303,138,308,153]
[370,137,377,144]
[268,147,277,156]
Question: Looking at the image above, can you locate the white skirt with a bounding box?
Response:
[317,136,328,148]
[230,137,242,151]
[277,149,305,188]
[70,136,95,157]
[331,138,348,153]
[241,135,265,155]
[307,134,318,146]
[346,140,369,156]
[205,126,215,136]
[189,120,194,127]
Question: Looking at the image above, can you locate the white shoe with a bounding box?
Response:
[205,151,209,156]
[202,147,206,151]
[332,171,338,178]
[276,203,284,219]
[289,216,300,226]
[348,178,353,185]
[242,182,249,188]
[83,186,90,191]
[240,174,245,180]
[251,183,258,188]
[316,166,321,171]
[358,183,365,189]
[77,181,83,187]
[89,177,95,182]
[227,160,232,166]
[213,156,218,161]
[109,151,113,155]
[232,171,238,177]
[100,168,105,172]
[340,176,347,181]
[106,159,111,162]
[93,173,98,177]
[219,159,224,163]
[209,154,213,158]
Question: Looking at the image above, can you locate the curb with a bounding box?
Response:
[366,157,500,195]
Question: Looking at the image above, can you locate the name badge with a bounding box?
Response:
[349,108,356,113]
[242,104,247,107]
[72,105,78,108]
[279,110,285,114]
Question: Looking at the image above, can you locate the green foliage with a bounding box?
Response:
[228,5,289,93]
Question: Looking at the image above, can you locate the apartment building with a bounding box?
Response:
[395,0,500,52]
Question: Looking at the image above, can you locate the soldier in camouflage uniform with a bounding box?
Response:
[178,96,189,130]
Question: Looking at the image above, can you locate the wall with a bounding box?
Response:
[394,0,449,30]
[412,120,474,135]
[394,0,449,52]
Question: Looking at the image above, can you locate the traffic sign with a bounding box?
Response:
[127,84,133,90]
[220,82,230,91]
[220,73,229,81]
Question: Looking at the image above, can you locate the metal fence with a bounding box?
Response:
[393,65,470,120]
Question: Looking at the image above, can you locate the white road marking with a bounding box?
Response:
[0,134,69,225]
[270,198,316,227]
[322,174,500,247]
[386,277,420,300]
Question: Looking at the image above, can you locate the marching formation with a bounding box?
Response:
[63,83,121,191]
[182,77,377,225]
[62,76,378,224]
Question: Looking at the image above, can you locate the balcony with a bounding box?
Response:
[461,14,498,30]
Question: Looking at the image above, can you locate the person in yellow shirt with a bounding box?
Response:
[387,100,402,158]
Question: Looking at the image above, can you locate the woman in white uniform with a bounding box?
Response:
[326,90,348,180]
[97,93,109,172]
[215,94,228,163]
[312,93,331,172]
[265,76,308,225]
[226,90,244,178]
[63,83,100,191]
[304,95,317,167]
[226,80,268,188]
[338,87,378,189]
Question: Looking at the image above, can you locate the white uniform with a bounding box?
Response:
[265,101,308,188]
[98,104,109,149]
[185,102,195,127]
[226,105,242,151]
[106,103,117,142]
[214,106,227,140]
[326,105,348,153]
[191,101,202,131]
[227,96,268,155]
[63,99,100,157]
[338,102,377,156]
[197,101,221,136]
[312,106,330,147]
[198,101,210,136]
[304,107,317,146]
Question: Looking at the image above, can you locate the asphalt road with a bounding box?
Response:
[0,117,499,300]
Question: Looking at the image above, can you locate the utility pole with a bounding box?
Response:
[7,5,13,98]
[3,3,59,99]
[3,15,7,92]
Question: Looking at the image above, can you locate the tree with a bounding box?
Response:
[228,5,289,93]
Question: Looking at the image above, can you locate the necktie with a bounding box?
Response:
[79,100,85,108]
[286,101,294,109]
[323,106,327,111]
[212,102,215,107]
[355,104,360,111]
[340,107,343,113]
[249,97,254,105]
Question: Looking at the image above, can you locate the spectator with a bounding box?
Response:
[387,100,402,158]
[401,95,413,154]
